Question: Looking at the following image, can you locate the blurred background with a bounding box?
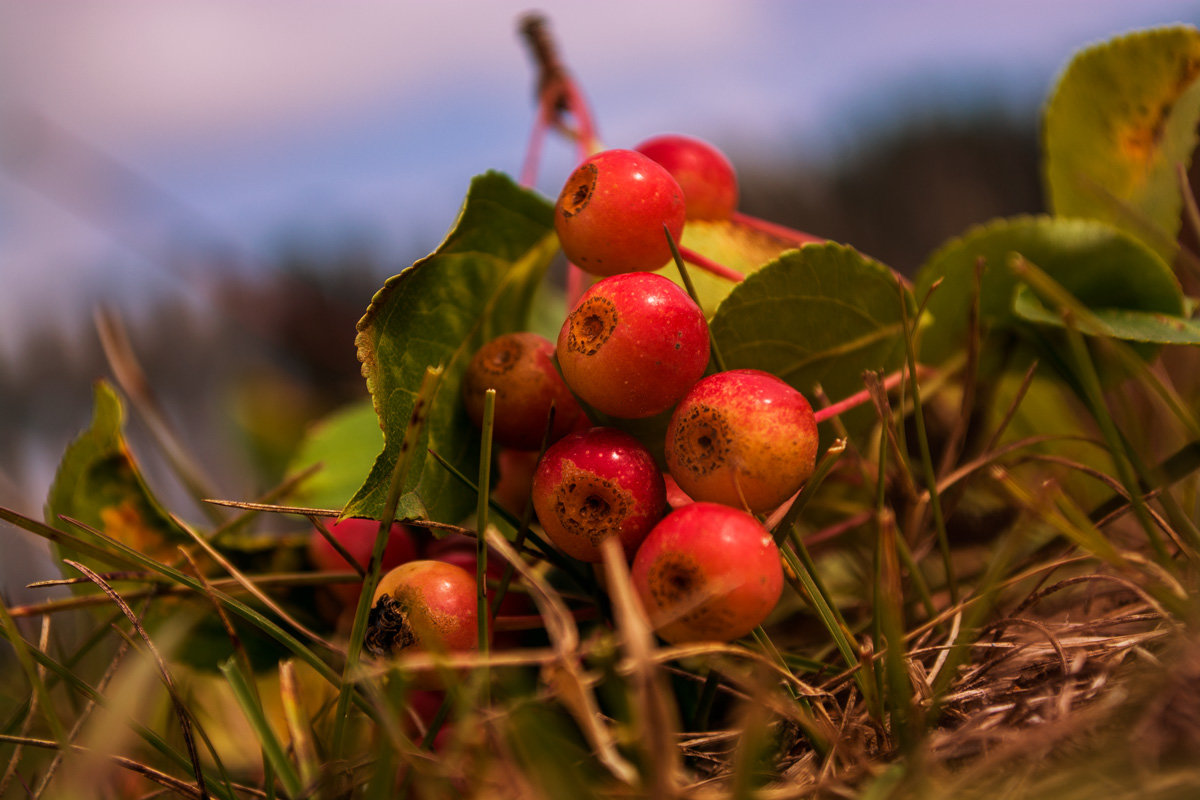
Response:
[2,1,1198,596]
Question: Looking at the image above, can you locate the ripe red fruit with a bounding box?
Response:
[554,148,686,275]
[632,502,783,643]
[308,518,419,606]
[461,332,585,450]
[531,427,666,562]
[665,369,818,513]
[364,560,478,658]
[424,533,534,619]
[635,134,739,221]
[556,272,710,419]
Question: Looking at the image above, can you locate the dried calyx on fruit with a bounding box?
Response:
[632,502,783,644]
[556,272,710,419]
[665,369,818,513]
[531,426,666,562]
[364,560,479,660]
[462,331,584,450]
[554,148,686,275]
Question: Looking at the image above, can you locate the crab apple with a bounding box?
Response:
[635,134,738,221]
[532,427,667,562]
[557,272,710,419]
[632,502,782,644]
[308,518,419,606]
[462,331,585,450]
[424,533,534,619]
[554,148,686,275]
[364,560,478,660]
[666,369,818,513]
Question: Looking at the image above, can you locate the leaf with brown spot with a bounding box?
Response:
[46,381,190,569]
[1043,25,1200,260]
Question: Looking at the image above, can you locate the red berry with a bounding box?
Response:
[632,502,783,643]
[665,369,818,513]
[635,134,738,221]
[462,332,584,450]
[554,148,686,275]
[308,518,418,606]
[365,560,478,658]
[424,533,534,619]
[556,272,710,419]
[531,427,666,562]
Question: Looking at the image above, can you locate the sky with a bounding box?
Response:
[1,0,1198,360]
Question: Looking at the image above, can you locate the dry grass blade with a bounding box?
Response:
[62,559,210,800]
[600,536,684,795]
[0,733,258,800]
[278,660,321,789]
[485,527,639,786]
[175,517,340,652]
[94,307,225,525]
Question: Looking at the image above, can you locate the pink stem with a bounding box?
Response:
[677,245,745,283]
[519,104,551,188]
[566,261,588,309]
[813,365,932,424]
[732,211,825,246]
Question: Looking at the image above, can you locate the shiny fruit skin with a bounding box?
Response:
[556,272,710,419]
[632,502,782,643]
[554,148,686,276]
[462,332,584,451]
[635,134,738,221]
[531,427,667,562]
[309,518,418,606]
[365,560,478,658]
[665,369,818,513]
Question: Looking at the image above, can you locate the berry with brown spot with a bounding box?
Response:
[462,331,584,450]
[632,502,783,643]
[556,272,710,419]
[554,148,686,275]
[531,427,666,562]
[365,560,478,662]
[665,369,818,513]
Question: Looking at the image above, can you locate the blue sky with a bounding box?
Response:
[1,1,1197,359]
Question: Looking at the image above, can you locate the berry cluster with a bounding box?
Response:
[462,135,819,645]
[308,136,822,657]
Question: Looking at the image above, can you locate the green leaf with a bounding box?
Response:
[286,399,382,511]
[345,172,558,523]
[1013,284,1200,345]
[915,216,1183,365]
[45,381,190,569]
[708,243,913,439]
[43,382,305,671]
[1043,25,1200,260]
[673,218,797,314]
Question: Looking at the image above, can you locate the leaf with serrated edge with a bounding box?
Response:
[345,172,558,524]
[709,242,913,440]
[1043,25,1200,260]
[915,216,1183,366]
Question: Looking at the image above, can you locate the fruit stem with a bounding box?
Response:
[812,365,930,425]
[518,12,602,163]
[676,245,745,283]
[518,102,551,188]
[731,211,825,247]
